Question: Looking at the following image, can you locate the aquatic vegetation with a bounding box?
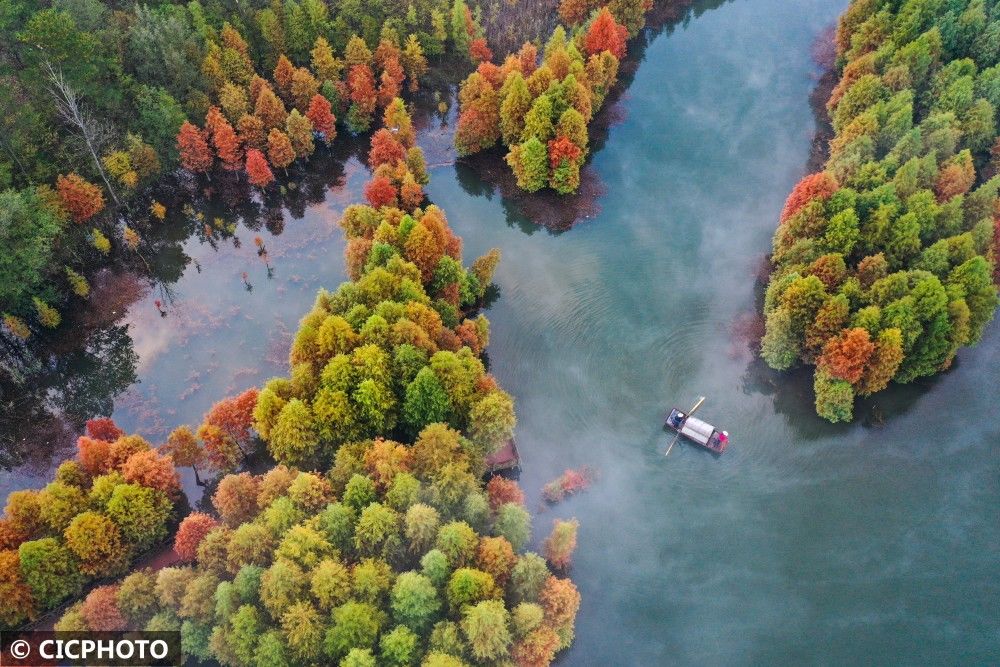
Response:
[542,467,596,504]
[762,0,1000,422]
[543,519,580,571]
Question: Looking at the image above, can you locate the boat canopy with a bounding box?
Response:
[679,416,714,445]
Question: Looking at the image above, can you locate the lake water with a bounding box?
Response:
[7,0,1000,663]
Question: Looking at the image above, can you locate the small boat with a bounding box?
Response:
[664,397,730,455]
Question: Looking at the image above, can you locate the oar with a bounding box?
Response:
[665,396,706,457]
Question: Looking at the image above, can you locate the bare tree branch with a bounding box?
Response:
[43,60,120,205]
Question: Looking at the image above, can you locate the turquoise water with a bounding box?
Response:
[428,0,1000,663]
[7,0,1000,662]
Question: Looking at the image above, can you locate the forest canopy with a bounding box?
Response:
[0,0,448,336]
[762,0,1000,422]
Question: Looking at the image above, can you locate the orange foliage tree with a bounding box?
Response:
[77,436,112,476]
[177,122,213,174]
[267,128,295,171]
[369,129,406,169]
[378,57,405,108]
[273,54,295,96]
[173,512,219,562]
[584,7,628,60]
[817,327,875,384]
[237,114,267,151]
[469,38,493,64]
[164,426,205,484]
[779,172,838,223]
[211,116,243,170]
[486,476,524,511]
[121,449,182,500]
[254,86,288,131]
[212,473,260,527]
[80,585,127,631]
[56,173,105,223]
[0,550,35,627]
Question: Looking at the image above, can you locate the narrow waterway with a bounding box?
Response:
[6,0,1000,662]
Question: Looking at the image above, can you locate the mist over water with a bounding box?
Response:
[3,0,998,662]
[430,0,1000,663]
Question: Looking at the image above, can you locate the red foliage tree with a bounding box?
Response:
[364,175,398,208]
[121,449,182,499]
[177,121,213,174]
[541,468,592,503]
[306,94,336,144]
[368,129,406,169]
[245,148,275,188]
[56,173,105,223]
[348,63,378,109]
[486,476,525,511]
[818,327,875,384]
[86,418,123,442]
[584,7,628,60]
[81,586,127,631]
[547,136,583,169]
[174,512,219,562]
[77,436,112,476]
[469,38,493,64]
[204,389,258,450]
[779,172,838,223]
